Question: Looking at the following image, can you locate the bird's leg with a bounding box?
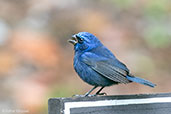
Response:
[95,86,106,96]
[73,86,106,97]
[72,86,98,97]
[84,86,98,97]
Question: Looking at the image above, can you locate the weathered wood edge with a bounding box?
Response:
[48,92,171,114]
[49,92,171,103]
[48,98,64,114]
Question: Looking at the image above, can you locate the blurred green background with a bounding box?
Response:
[0,0,170,114]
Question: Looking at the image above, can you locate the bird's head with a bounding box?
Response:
[68,32,102,52]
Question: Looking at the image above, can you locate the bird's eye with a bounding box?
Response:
[76,35,84,43]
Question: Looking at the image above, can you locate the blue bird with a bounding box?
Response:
[68,32,156,96]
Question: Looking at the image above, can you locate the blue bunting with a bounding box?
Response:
[68,32,156,96]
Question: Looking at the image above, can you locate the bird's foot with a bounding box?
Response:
[72,94,94,97]
[95,92,107,96]
[72,92,107,97]
[72,94,84,97]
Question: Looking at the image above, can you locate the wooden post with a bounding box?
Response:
[48,93,171,114]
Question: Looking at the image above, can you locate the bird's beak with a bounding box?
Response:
[68,35,78,45]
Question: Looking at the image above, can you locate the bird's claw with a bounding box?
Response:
[72,92,107,97]
[96,92,107,96]
[72,94,94,97]
[72,94,84,97]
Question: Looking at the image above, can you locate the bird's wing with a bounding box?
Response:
[92,61,130,83]
[82,53,130,83]
[113,59,130,73]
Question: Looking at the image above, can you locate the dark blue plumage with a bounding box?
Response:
[68,32,156,96]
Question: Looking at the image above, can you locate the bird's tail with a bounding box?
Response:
[126,75,156,88]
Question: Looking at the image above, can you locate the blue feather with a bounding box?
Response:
[126,75,156,87]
